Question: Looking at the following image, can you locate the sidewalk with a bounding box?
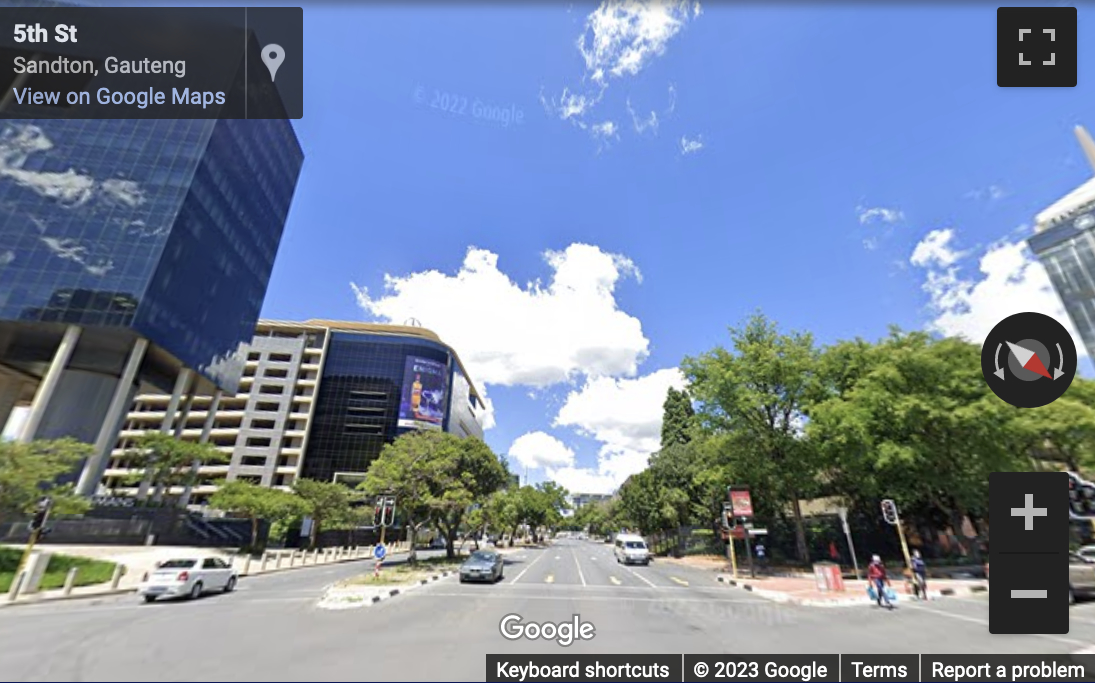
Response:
[0,542,409,609]
[717,574,989,607]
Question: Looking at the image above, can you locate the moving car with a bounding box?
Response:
[614,533,651,565]
[459,550,504,583]
[137,557,237,603]
[1069,552,1095,604]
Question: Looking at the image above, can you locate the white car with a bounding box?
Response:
[614,533,651,565]
[137,557,237,603]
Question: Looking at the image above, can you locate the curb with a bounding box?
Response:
[318,570,457,610]
[716,575,988,607]
[0,587,134,609]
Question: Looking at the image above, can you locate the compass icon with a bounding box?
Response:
[981,312,1077,408]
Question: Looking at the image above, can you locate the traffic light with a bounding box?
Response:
[721,503,735,530]
[382,497,396,526]
[373,501,383,527]
[29,497,52,532]
[881,499,899,525]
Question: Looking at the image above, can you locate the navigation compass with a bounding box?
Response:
[982,312,1078,408]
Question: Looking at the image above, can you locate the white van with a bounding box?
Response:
[614,533,650,565]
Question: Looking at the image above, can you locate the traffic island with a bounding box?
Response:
[316,556,466,610]
[716,574,988,607]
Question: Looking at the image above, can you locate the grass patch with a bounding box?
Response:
[0,546,120,593]
[341,554,467,587]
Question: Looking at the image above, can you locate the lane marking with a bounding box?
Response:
[508,547,548,585]
[671,577,689,587]
[901,602,1088,648]
[622,564,657,588]
[572,549,587,587]
[555,556,560,560]
[610,576,621,586]
[545,575,555,584]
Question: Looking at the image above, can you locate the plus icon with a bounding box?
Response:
[1010,493,1047,530]
[998,7,1077,87]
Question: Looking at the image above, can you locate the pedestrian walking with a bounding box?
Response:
[867,555,894,609]
[911,550,928,600]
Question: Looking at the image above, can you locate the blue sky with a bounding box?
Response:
[259,2,1095,494]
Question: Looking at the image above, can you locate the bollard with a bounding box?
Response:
[260,553,269,572]
[289,551,296,568]
[62,567,79,596]
[7,570,26,601]
[242,555,252,576]
[275,552,283,569]
[110,564,125,589]
[313,548,321,564]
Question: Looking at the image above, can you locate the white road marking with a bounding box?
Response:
[509,548,547,585]
[610,576,622,586]
[670,577,689,587]
[545,575,555,584]
[901,602,1088,648]
[555,556,560,560]
[572,549,587,587]
[622,564,657,588]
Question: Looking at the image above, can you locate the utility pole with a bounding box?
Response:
[838,507,861,579]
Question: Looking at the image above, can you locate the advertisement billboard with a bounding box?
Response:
[729,487,753,518]
[398,356,448,430]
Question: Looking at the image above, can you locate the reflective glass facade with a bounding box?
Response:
[301,332,485,483]
[0,117,303,391]
[1029,200,1095,360]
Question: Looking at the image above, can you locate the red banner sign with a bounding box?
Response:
[729,488,753,517]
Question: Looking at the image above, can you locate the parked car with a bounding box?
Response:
[137,557,237,603]
[459,550,504,583]
[1070,552,1095,605]
[1076,545,1095,561]
[614,533,651,565]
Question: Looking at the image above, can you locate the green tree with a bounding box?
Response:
[125,433,227,505]
[682,312,822,562]
[293,479,358,549]
[661,387,696,448]
[430,434,510,558]
[0,438,92,523]
[209,480,307,550]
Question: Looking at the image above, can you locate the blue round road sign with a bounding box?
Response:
[374,544,387,560]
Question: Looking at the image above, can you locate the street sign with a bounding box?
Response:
[729,527,746,540]
[728,487,753,517]
[748,528,768,536]
[374,544,387,560]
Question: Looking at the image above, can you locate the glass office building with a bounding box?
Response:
[0,116,302,493]
[1028,127,1095,361]
[301,324,487,483]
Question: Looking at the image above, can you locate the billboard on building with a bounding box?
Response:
[398,356,448,430]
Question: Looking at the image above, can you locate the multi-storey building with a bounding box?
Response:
[570,493,613,510]
[1029,125,1095,361]
[103,319,487,504]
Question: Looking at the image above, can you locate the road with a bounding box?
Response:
[0,538,1092,681]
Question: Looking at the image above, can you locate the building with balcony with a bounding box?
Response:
[102,320,488,504]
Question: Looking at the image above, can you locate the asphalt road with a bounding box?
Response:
[0,539,1092,681]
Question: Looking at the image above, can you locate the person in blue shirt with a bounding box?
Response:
[911,550,928,600]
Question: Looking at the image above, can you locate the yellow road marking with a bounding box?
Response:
[671,576,689,587]
[610,576,622,586]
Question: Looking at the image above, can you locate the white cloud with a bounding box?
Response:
[545,1,700,144]
[964,185,1007,202]
[909,228,1085,356]
[626,99,658,134]
[547,368,686,494]
[0,250,13,266]
[39,236,114,276]
[509,431,576,471]
[856,205,905,225]
[863,237,879,251]
[680,135,703,155]
[910,228,964,268]
[591,120,620,144]
[352,243,649,389]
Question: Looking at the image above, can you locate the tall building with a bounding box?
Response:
[104,320,488,503]
[0,113,303,494]
[570,493,613,510]
[1029,126,1095,360]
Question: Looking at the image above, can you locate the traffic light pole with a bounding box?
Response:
[894,512,912,572]
[16,527,41,576]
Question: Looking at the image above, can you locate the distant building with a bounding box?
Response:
[570,492,613,510]
[105,320,487,504]
[1029,125,1095,361]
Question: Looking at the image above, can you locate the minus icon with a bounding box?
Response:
[1011,590,1048,598]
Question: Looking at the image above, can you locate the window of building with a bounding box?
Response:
[345,423,383,435]
[264,367,289,379]
[246,437,272,448]
[269,352,293,362]
[259,384,284,395]
[237,475,262,485]
[256,401,280,412]
[241,456,267,467]
[251,419,276,430]
[247,352,261,361]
